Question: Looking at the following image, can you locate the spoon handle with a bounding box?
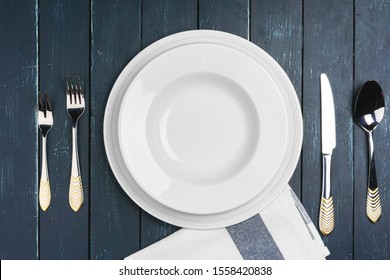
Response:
[319,154,334,236]
[367,132,381,223]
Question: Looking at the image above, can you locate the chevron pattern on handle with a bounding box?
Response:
[39,179,51,211]
[319,196,334,236]
[367,187,381,223]
[69,176,84,212]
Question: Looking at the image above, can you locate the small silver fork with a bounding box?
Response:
[66,76,85,211]
[38,93,53,211]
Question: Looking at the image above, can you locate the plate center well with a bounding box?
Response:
[146,72,259,185]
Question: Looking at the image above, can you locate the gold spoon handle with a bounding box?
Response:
[367,187,381,223]
[366,131,381,223]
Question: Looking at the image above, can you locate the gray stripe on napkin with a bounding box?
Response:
[227,214,284,260]
[290,189,312,224]
[290,189,315,239]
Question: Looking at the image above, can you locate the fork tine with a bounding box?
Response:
[66,75,70,91]
[45,92,52,112]
[38,93,44,112]
[77,74,83,103]
[80,85,85,105]
[66,75,71,104]
[75,80,81,104]
[73,74,80,104]
[71,78,75,104]
[73,74,79,104]
[79,75,84,97]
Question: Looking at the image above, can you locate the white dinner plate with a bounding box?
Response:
[104,30,303,229]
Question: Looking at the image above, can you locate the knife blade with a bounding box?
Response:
[319,73,336,236]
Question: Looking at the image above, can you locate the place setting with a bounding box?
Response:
[37,30,385,260]
[104,30,323,259]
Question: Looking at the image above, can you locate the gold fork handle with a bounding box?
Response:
[69,125,84,211]
[39,136,51,211]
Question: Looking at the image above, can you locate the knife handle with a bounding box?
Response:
[367,131,381,223]
[319,196,334,236]
[319,154,334,236]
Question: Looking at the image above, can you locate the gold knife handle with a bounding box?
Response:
[39,136,51,211]
[319,154,334,236]
[319,196,334,236]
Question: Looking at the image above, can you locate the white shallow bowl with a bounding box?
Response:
[104,30,303,229]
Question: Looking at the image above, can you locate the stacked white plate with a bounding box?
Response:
[104,30,303,229]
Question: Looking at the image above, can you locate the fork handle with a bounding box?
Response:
[39,136,51,211]
[69,124,84,211]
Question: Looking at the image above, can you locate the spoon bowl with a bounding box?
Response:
[354,80,385,223]
[355,81,385,132]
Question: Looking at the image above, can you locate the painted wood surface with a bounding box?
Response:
[1,0,390,260]
[140,0,197,249]
[90,0,142,260]
[199,0,250,39]
[0,0,38,260]
[39,0,90,259]
[354,0,390,259]
[251,0,302,198]
[302,0,354,259]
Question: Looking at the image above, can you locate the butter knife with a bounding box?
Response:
[319,73,336,236]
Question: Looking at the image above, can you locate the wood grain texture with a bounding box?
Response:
[302,0,354,259]
[199,0,249,39]
[354,0,390,259]
[0,0,38,259]
[2,0,390,260]
[250,0,303,197]
[39,0,89,259]
[140,0,197,248]
[142,0,198,48]
[90,0,142,260]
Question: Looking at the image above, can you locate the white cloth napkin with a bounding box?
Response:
[126,185,330,260]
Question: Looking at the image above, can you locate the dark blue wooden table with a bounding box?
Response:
[1,0,390,260]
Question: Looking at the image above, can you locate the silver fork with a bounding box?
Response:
[38,93,53,211]
[66,76,85,211]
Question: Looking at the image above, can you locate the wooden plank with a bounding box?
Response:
[142,0,198,48]
[302,0,354,259]
[39,0,89,259]
[0,0,38,260]
[90,0,142,260]
[199,0,249,39]
[354,0,390,260]
[140,0,197,248]
[251,0,302,197]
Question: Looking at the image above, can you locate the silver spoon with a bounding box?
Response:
[355,81,385,223]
